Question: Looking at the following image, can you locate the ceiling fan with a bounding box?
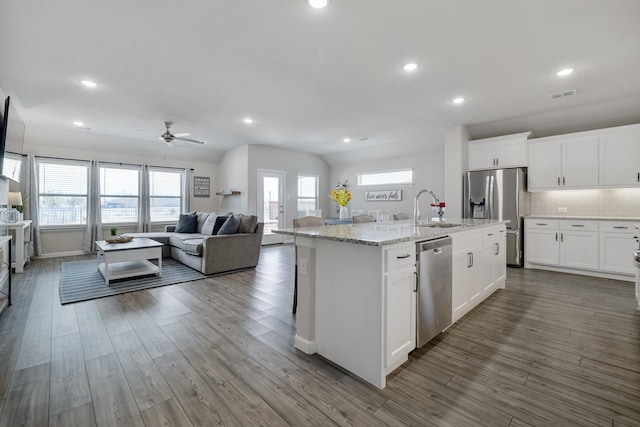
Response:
[159,121,204,146]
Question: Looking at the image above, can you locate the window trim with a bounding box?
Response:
[356,168,413,187]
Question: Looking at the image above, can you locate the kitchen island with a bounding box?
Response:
[274,218,507,388]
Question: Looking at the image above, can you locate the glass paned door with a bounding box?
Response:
[257,170,285,245]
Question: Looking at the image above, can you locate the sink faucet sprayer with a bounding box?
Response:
[414,189,443,224]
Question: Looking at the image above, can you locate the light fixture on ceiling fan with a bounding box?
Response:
[159,121,205,146]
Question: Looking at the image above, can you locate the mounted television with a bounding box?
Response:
[0,97,8,174]
[0,96,25,177]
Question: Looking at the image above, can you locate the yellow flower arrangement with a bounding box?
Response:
[329,187,352,207]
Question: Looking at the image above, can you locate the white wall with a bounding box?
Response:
[217,145,249,214]
[247,145,330,227]
[22,126,218,257]
[328,150,444,219]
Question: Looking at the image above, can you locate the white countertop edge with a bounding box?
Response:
[274,218,508,247]
[526,215,640,221]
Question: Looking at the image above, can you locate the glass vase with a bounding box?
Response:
[339,205,349,220]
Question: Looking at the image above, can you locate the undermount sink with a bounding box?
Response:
[416,223,462,228]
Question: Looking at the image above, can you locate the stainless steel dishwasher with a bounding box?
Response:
[416,236,452,347]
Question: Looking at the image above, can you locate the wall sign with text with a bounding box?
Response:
[194,176,210,198]
[364,190,402,201]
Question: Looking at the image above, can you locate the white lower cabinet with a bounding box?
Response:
[384,268,416,371]
[452,225,506,323]
[525,218,635,280]
[383,242,416,372]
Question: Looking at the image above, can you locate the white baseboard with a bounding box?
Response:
[294,335,317,354]
[36,250,87,259]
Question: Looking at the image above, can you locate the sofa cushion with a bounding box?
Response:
[195,212,211,233]
[218,214,241,235]
[212,216,229,235]
[238,214,258,233]
[175,213,198,233]
[180,238,204,256]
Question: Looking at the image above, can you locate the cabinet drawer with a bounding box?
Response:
[526,219,559,229]
[559,220,598,232]
[384,244,415,273]
[452,229,482,252]
[598,221,635,234]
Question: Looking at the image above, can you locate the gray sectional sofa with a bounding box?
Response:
[125,212,264,275]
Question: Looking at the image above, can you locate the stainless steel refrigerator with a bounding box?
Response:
[463,168,529,267]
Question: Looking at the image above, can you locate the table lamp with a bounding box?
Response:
[5,191,22,222]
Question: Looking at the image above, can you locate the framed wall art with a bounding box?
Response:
[194,176,210,198]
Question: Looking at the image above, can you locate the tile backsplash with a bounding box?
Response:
[530,188,640,217]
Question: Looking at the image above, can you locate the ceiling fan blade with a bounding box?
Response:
[176,136,205,144]
[174,132,191,137]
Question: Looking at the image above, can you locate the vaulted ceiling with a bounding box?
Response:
[1,0,640,164]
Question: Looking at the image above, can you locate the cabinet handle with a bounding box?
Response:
[496,158,499,166]
[495,242,500,255]
[563,177,566,185]
[613,226,629,229]
[561,233,564,242]
[571,224,585,227]
[637,172,639,182]
[487,233,494,236]
[467,253,473,268]
[536,223,548,226]
[396,254,411,259]
[557,177,560,186]
[555,232,558,241]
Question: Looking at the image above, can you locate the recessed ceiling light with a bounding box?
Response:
[308,0,328,8]
[556,68,574,77]
[403,63,418,72]
[243,117,254,124]
[452,97,465,104]
[73,121,85,127]
[343,138,351,143]
[80,80,98,88]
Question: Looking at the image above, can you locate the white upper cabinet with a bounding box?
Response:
[528,135,598,191]
[599,129,640,187]
[468,132,531,170]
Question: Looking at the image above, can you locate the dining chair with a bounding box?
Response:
[352,214,376,223]
[393,212,410,220]
[292,216,325,314]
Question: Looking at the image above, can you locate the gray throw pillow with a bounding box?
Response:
[217,214,241,235]
[175,213,198,233]
[201,214,221,235]
[238,214,258,233]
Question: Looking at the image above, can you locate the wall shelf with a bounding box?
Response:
[216,191,241,196]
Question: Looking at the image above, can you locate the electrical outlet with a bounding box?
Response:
[557,207,568,213]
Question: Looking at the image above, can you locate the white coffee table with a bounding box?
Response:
[95,238,163,286]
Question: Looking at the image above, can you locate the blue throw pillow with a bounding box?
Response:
[211,216,229,235]
[175,213,198,233]
[217,214,241,235]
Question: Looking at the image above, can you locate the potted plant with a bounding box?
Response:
[110,226,118,236]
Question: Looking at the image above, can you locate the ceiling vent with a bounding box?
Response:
[550,89,577,99]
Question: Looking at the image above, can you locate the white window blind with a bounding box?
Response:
[38,160,89,225]
[357,169,413,186]
[297,175,319,215]
[100,165,140,224]
[149,169,182,222]
[3,153,23,182]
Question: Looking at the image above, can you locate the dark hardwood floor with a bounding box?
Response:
[0,245,638,426]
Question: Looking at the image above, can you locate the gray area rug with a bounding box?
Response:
[59,258,206,304]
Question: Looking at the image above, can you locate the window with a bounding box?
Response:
[149,168,183,222]
[357,168,413,186]
[38,160,89,226]
[297,175,319,215]
[3,153,23,182]
[100,165,140,223]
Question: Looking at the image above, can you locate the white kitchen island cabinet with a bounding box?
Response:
[276,218,507,388]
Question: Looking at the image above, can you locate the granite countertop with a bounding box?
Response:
[526,215,640,221]
[273,218,507,247]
